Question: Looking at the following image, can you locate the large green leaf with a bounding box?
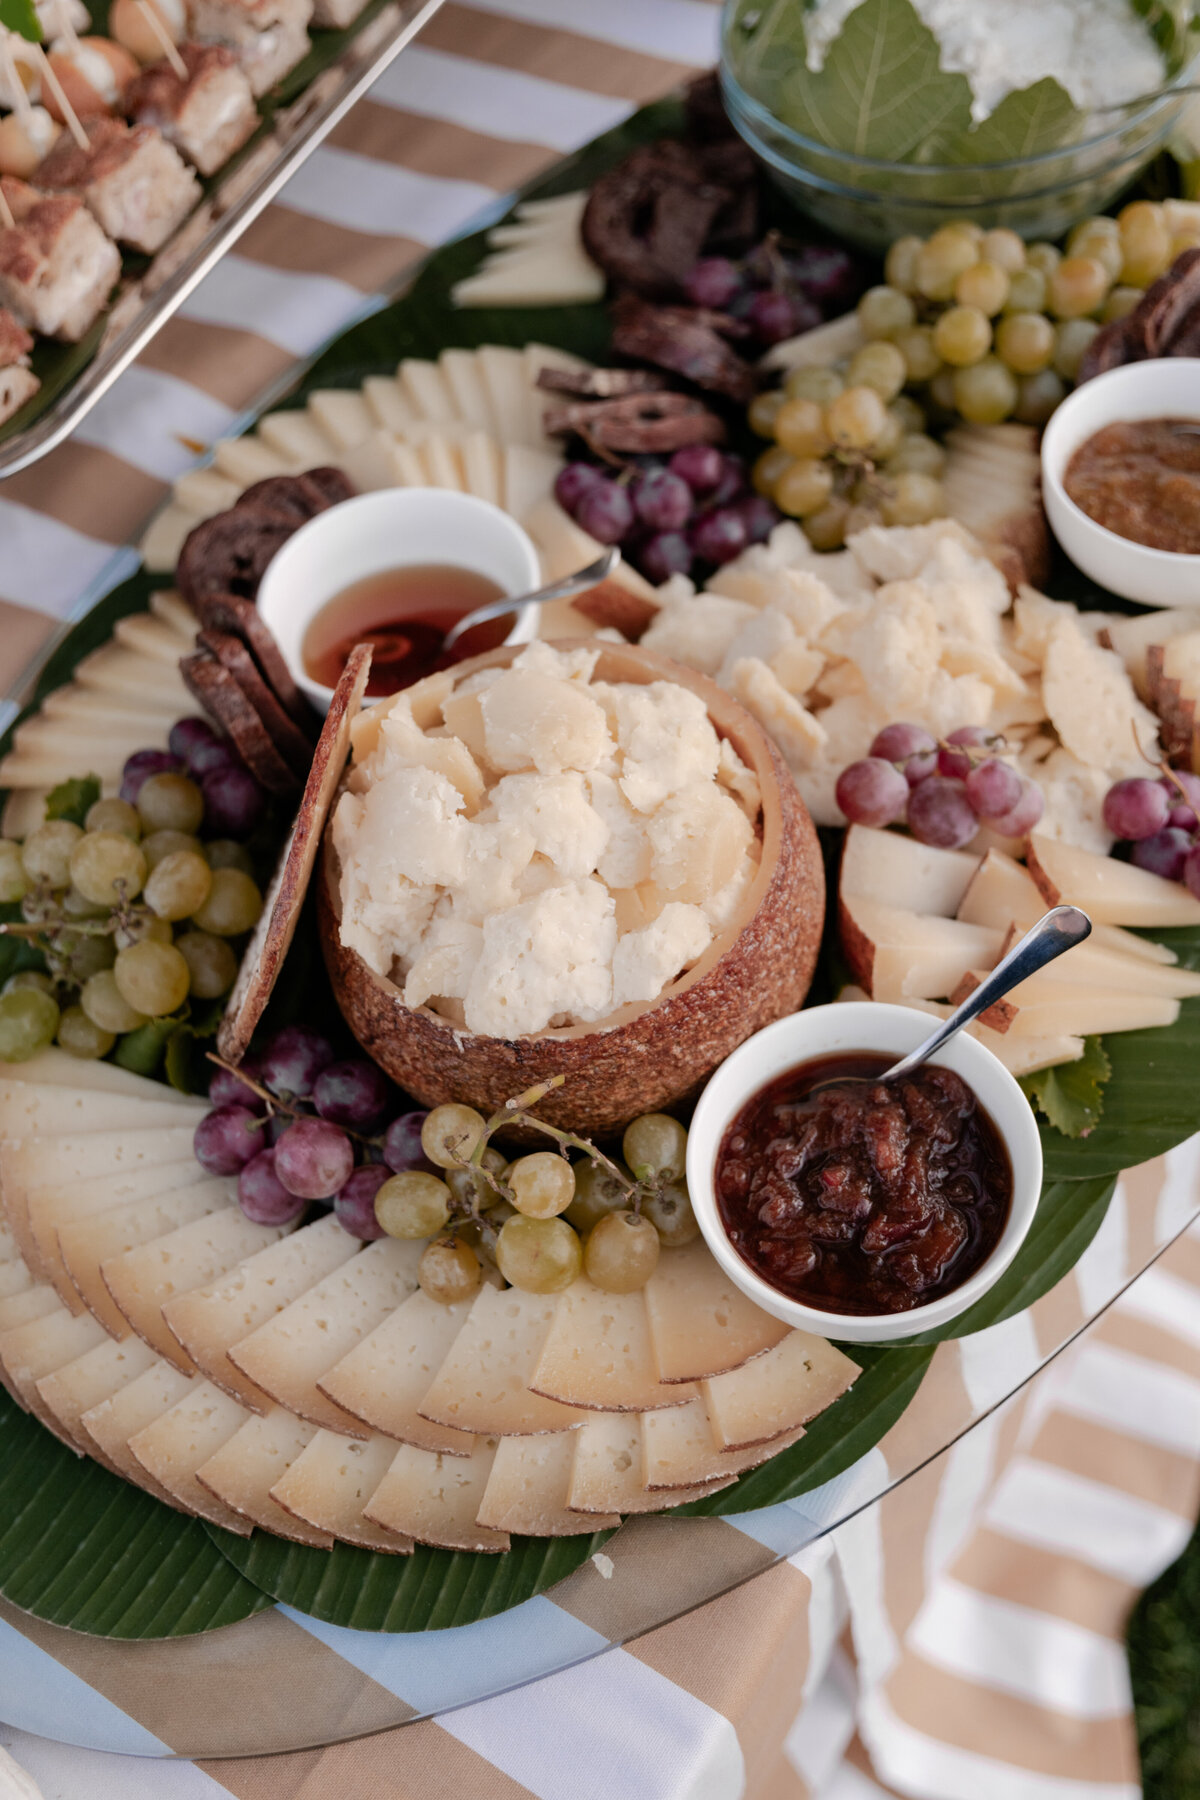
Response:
[0,1391,271,1637]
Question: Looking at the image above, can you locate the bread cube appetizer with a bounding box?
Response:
[36,117,200,256]
[125,44,258,177]
[0,307,39,424]
[189,0,312,97]
[0,176,120,341]
[44,37,140,120]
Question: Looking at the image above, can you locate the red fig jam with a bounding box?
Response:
[715,1053,1012,1316]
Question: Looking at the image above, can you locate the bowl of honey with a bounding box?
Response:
[257,487,543,710]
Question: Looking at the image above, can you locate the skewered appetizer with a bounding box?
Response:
[109,0,187,63]
[0,304,38,422]
[0,174,119,340]
[43,34,138,120]
[124,43,256,176]
[35,114,200,255]
[189,0,312,97]
[0,104,61,179]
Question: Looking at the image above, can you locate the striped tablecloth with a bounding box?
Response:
[1,4,1199,1794]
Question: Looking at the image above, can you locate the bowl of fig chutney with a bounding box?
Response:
[687,1004,1042,1343]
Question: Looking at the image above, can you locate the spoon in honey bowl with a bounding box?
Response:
[440,546,621,652]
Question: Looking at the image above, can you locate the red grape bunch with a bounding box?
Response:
[1102,770,1200,897]
[835,723,1045,850]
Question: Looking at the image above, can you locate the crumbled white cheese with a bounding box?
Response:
[465,878,616,1036]
[611,903,713,1009]
[609,681,721,814]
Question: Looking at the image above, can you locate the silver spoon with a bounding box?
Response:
[441,547,621,653]
[866,905,1092,1087]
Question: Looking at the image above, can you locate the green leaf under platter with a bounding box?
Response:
[44,775,101,829]
[1022,1037,1112,1140]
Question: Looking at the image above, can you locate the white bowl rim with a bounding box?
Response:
[685,1002,1043,1344]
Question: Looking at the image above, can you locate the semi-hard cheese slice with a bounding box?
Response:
[128,1382,253,1535]
[0,1285,58,1336]
[3,1129,200,1266]
[0,1047,194,1094]
[227,1237,422,1436]
[641,1399,806,1491]
[36,1334,159,1458]
[0,1221,17,1261]
[0,1300,106,1440]
[567,1414,733,1515]
[102,1210,293,1369]
[317,1289,478,1455]
[530,1279,697,1413]
[0,1079,205,1138]
[417,1283,587,1437]
[80,1360,194,1502]
[363,1438,509,1552]
[59,1181,235,1337]
[0,1258,33,1301]
[644,1240,790,1384]
[195,1409,334,1548]
[476,1432,618,1536]
[164,1214,359,1410]
[26,1158,209,1294]
[270,1430,412,1552]
[701,1333,860,1450]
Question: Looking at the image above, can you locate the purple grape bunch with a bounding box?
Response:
[683,240,859,346]
[835,723,1044,850]
[194,1024,434,1238]
[121,717,266,840]
[1102,771,1200,894]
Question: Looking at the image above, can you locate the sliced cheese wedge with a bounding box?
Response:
[141,504,203,572]
[417,430,465,491]
[843,990,1086,1079]
[2,1128,201,1258]
[1024,941,1200,1000]
[476,1431,617,1536]
[452,242,604,309]
[568,1413,734,1514]
[270,1429,412,1552]
[171,467,241,517]
[59,1180,235,1338]
[211,437,295,487]
[0,1285,59,1335]
[502,444,562,523]
[416,1282,587,1436]
[440,348,495,432]
[27,1159,210,1295]
[0,1299,106,1437]
[317,1289,477,1454]
[195,1408,333,1548]
[965,972,1179,1040]
[530,1278,697,1412]
[76,646,192,704]
[644,1239,789,1384]
[363,1438,508,1552]
[641,1399,806,1491]
[840,825,979,918]
[42,688,180,729]
[839,894,1003,1001]
[113,613,193,665]
[362,373,419,436]
[306,389,375,450]
[0,1258,34,1301]
[398,358,456,425]
[1027,834,1200,927]
[36,1333,159,1456]
[0,1048,192,1097]
[164,1213,359,1410]
[102,1209,293,1369]
[522,496,658,601]
[148,589,196,639]
[477,345,534,447]
[227,1237,422,1436]
[128,1381,254,1534]
[700,1332,859,1450]
[460,430,503,505]
[80,1360,194,1502]
[957,849,1177,964]
[256,409,337,467]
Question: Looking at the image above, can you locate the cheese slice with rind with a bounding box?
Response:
[701,1332,859,1450]
[0,1079,204,1138]
[644,1240,790,1385]
[363,1438,508,1552]
[113,613,195,664]
[80,1360,194,1502]
[0,1300,106,1438]
[164,1213,360,1410]
[440,348,494,432]
[0,1222,19,1263]
[306,389,375,450]
[102,1210,293,1369]
[36,1334,159,1459]
[530,1279,697,1413]
[4,1131,201,1272]
[477,1431,618,1536]
[398,359,456,425]
[362,374,419,435]
[27,1159,209,1294]
[0,1259,34,1301]
[839,825,979,918]
[956,849,1177,965]
[417,1283,587,1436]
[195,1408,333,1548]
[60,1181,235,1337]
[128,1381,253,1534]
[317,1289,477,1455]
[270,1429,412,1552]
[0,1048,191,1097]
[1027,833,1200,927]
[567,1413,733,1514]
[641,1400,806,1491]
[502,444,561,523]
[0,1285,58,1335]
[227,1237,423,1437]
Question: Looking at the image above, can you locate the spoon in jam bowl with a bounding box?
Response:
[440,546,621,652]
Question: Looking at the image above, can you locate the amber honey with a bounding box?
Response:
[302,563,514,696]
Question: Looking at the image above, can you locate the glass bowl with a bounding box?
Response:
[721,6,1200,252]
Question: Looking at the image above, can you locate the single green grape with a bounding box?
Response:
[63,929,116,982]
[57,1004,113,1060]
[495,1213,582,1293]
[1013,369,1066,426]
[69,831,147,907]
[136,772,204,836]
[144,850,212,922]
[893,325,941,384]
[205,839,257,876]
[61,884,108,920]
[932,305,992,368]
[1067,216,1123,282]
[889,394,925,435]
[1025,242,1061,281]
[80,969,147,1034]
[802,497,851,551]
[774,457,834,519]
[915,226,979,301]
[846,340,906,402]
[747,389,784,437]
[508,1151,575,1219]
[1118,200,1172,286]
[885,433,946,476]
[420,1102,486,1170]
[954,259,1010,316]
[565,1158,635,1233]
[641,1180,700,1248]
[191,868,262,936]
[3,970,54,997]
[774,396,830,459]
[979,228,1026,274]
[856,284,915,340]
[1101,285,1143,324]
[418,1236,482,1304]
[1053,318,1100,381]
[953,356,1018,424]
[994,311,1055,375]
[883,235,923,292]
[824,385,887,451]
[0,988,59,1061]
[584,1210,661,1293]
[752,444,794,497]
[0,839,28,903]
[445,1149,507,1212]
[21,820,83,889]
[880,471,946,527]
[868,410,904,461]
[375,1170,452,1238]
[113,939,190,1017]
[1047,256,1110,320]
[783,364,843,405]
[113,912,174,951]
[84,797,140,841]
[174,930,238,1000]
[623,1113,688,1184]
[141,829,203,871]
[1001,267,1047,316]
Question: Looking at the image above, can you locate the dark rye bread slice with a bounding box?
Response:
[180,649,297,794]
[192,590,315,739]
[196,629,314,781]
[218,644,372,1064]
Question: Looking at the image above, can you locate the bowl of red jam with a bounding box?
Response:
[687,1003,1042,1343]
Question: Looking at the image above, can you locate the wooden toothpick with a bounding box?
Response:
[1,33,32,119]
[136,0,186,79]
[0,182,14,232]
[34,42,88,150]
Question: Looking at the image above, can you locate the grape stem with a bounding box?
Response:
[456,1075,644,1214]
[201,1051,384,1150]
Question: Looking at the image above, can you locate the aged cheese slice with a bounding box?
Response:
[76,645,192,703]
[840,825,979,918]
[460,430,503,505]
[128,1382,253,1534]
[113,613,193,664]
[36,1333,159,1456]
[840,988,1086,1079]
[417,431,465,491]
[0,1285,58,1335]
[102,1210,292,1369]
[453,245,604,309]
[477,345,535,448]
[256,409,337,467]
[270,1429,412,1552]
[363,1438,508,1552]
[227,1237,422,1436]
[317,1289,477,1454]
[195,1408,334,1547]
[567,1413,733,1514]
[0,1300,106,1439]
[140,502,201,572]
[957,849,1177,965]
[972,973,1179,1040]
[1027,834,1200,927]
[60,1181,235,1337]
[644,1240,790,1384]
[641,1400,806,1490]
[42,688,179,730]
[839,895,1003,1002]
[80,1360,194,1501]
[477,1431,618,1536]
[0,752,130,788]
[362,373,419,435]
[521,496,657,600]
[148,589,196,640]
[341,429,407,493]
[440,348,495,432]
[171,467,241,517]
[701,1332,859,1450]
[27,1158,209,1294]
[211,437,294,486]
[530,1278,697,1412]
[0,1080,204,1139]
[502,444,561,523]
[417,1283,587,1436]
[0,1048,190,1097]
[398,358,456,425]
[0,1258,33,1300]
[164,1214,359,1410]
[306,389,375,450]
[2,1128,200,1255]
[1027,941,1200,1000]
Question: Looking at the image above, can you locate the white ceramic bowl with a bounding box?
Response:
[1041,357,1200,607]
[256,488,543,711]
[686,1003,1043,1344]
